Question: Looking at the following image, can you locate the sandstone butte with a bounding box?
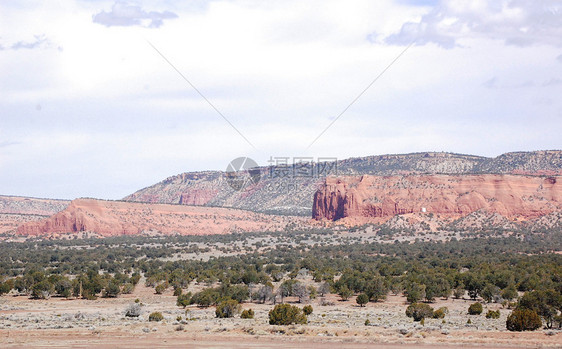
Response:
[16,198,305,237]
[313,174,562,221]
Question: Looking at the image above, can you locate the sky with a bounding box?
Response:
[1,0,561,200]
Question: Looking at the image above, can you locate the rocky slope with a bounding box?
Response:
[312,174,562,221]
[16,198,308,238]
[0,196,69,216]
[124,151,562,216]
[0,196,70,235]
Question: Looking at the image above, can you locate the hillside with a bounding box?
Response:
[0,196,70,235]
[16,198,309,238]
[124,150,562,216]
[0,195,69,216]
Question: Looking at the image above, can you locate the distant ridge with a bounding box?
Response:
[0,195,70,216]
[124,150,562,216]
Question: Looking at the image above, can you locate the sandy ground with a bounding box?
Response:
[1,281,560,348]
[1,330,548,349]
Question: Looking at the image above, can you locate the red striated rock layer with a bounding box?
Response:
[16,198,305,237]
[179,189,218,206]
[312,174,562,221]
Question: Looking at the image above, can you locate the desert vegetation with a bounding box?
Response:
[0,228,560,347]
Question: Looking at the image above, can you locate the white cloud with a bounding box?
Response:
[383,0,562,48]
[92,1,178,28]
[0,34,58,51]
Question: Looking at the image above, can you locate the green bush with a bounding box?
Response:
[468,302,483,315]
[215,299,241,318]
[31,280,54,299]
[268,304,307,325]
[433,307,448,319]
[338,285,353,301]
[148,311,164,322]
[302,305,313,315]
[405,303,434,322]
[506,309,542,331]
[241,309,254,319]
[486,310,500,319]
[176,292,192,308]
[356,293,369,307]
[405,283,426,304]
[190,288,220,307]
[155,283,167,295]
[121,283,134,294]
[102,281,121,298]
[501,285,518,301]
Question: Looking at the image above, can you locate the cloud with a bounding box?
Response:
[92,1,178,28]
[0,141,21,148]
[383,0,562,48]
[483,77,498,88]
[543,78,562,86]
[0,35,53,51]
[557,54,562,62]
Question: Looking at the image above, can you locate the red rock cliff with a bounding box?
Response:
[312,174,561,221]
[17,198,304,237]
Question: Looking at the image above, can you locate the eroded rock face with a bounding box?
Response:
[16,198,305,237]
[312,175,562,221]
[179,189,218,206]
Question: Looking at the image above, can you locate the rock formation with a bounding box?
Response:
[124,151,562,216]
[16,198,307,237]
[313,174,562,221]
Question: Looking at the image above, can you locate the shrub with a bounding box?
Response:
[356,293,369,307]
[338,285,353,301]
[31,280,54,299]
[517,289,561,329]
[506,309,542,331]
[148,311,164,322]
[481,284,500,303]
[307,285,317,299]
[501,285,518,301]
[176,292,192,308]
[486,310,500,319]
[453,287,465,299]
[155,283,167,295]
[302,305,313,315]
[433,307,448,319]
[125,303,142,317]
[216,299,241,318]
[364,319,370,326]
[241,309,254,319]
[468,302,483,315]
[405,283,426,304]
[121,283,134,294]
[405,303,434,322]
[0,280,13,295]
[268,304,307,325]
[190,288,220,307]
[102,281,121,298]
